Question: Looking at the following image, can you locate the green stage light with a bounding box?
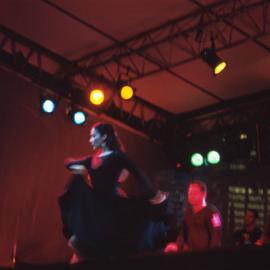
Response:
[190,153,204,167]
[207,150,221,165]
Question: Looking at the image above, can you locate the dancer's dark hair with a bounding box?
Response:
[91,122,125,152]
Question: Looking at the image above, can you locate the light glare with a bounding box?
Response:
[89,89,104,105]
[42,99,55,114]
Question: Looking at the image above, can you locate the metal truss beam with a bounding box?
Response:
[192,0,270,53]
[176,89,270,137]
[44,0,228,101]
[0,25,175,142]
[71,0,269,99]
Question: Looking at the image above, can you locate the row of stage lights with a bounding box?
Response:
[190,150,221,167]
[41,95,88,125]
[176,130,253,170]
[40,45,227,126]
[89,84,135,105]
[175,150,221,171]
[40,83,135,125]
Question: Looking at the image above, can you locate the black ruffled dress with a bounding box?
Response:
[58,151,169,258]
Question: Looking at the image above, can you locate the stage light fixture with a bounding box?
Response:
[120,84,134,100]
[207,150,221,165]
[201,48,227,76]
[190,153,204,167]
[72,111,87,126]
[40,95,58,114]
[66,106,87,126]
[89,89,105,106]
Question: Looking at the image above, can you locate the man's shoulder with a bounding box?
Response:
[204,204,222,227]
[205,203,220,214]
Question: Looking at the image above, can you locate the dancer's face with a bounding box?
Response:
[89,128,106,150]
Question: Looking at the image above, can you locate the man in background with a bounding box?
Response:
[233,209,262,247]
[164,180,222,253]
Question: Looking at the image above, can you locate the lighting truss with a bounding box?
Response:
[1,0,270,142]
[177,89,270,137]
[71,0,270,101]
[0,25,175,142]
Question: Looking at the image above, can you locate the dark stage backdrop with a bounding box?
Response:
[0,68,172,266]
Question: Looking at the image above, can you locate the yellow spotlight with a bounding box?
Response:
[120,85,134,100]
[214,61,227,75]
[201,48,227,76]
[89,89,104,105]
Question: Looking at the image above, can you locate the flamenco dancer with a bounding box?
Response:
[58,122,169,263]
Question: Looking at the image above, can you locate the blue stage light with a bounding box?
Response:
[41,98,56,114]
[66,105,87,126]
[73,111,87,125]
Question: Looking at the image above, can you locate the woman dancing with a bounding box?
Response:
[58,122,169,263]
